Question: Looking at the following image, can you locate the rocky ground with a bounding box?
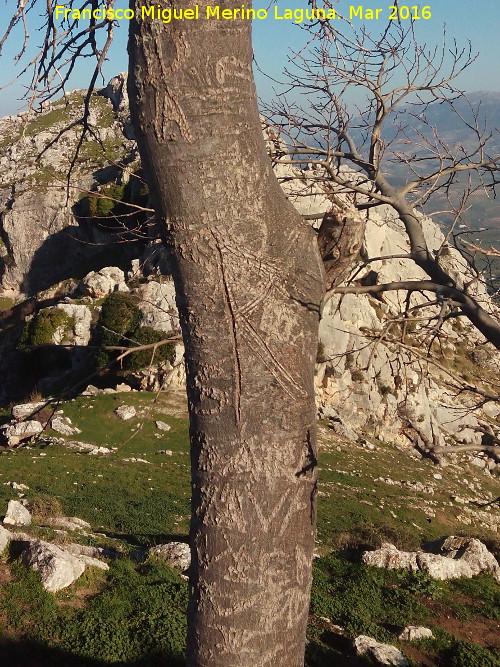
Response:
[0,391,498,666]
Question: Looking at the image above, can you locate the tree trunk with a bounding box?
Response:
[128,3,325,665]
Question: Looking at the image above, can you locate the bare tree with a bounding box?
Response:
[263,13,500,348]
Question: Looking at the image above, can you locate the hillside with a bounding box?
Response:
[0,391,499,666]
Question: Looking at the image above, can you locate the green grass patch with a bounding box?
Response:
[0,394,498,665]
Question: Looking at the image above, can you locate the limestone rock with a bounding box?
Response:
[79,554,110,571]
[115,382,132,392]
[362,538,500,581]
[155,420,171,432]
[82,384,102,396]
[353,635,409,666]
[149,542,191,570]
[362,543,419,572]
[135,279,178,333]
[11,401,46,420]
[54,303,92,346]
[80,267,129,298]
[0,525,12,553]
[59,440,113,455]
[66,543,118,560]
[115,405,137,420]
[437,536,500,583]
[45,516,92,532]
[3,500,32,526]
[21,539,86,592]
[398,626,433,641]
[2,420,44,446]
[51,416,81,436]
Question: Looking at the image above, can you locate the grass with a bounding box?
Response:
[0,297,15,312]
[0,392,191,546]
[0,392,498,665]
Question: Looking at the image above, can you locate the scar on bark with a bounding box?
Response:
[295,430,317,477]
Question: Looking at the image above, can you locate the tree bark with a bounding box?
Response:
[128,3,325,665]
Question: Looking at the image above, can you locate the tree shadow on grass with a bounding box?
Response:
[0,639,185,666]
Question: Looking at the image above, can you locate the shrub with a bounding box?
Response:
[18,309,72,348]
[28,494,63,520]
[94,294,174,372]
[94,292,141,368]
[124,326,176,371]
[88,183,126,218]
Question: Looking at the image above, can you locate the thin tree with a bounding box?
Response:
[2,1,325,665]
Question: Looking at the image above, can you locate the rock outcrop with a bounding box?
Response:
[362,539,500,582]
[353,635,409,666]
[0,90,136,297]
[3,500,32,526]
[0,76,498,456]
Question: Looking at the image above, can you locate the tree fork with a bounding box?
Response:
[128,2,325,665]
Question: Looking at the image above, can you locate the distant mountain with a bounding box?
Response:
[384,90,500,154]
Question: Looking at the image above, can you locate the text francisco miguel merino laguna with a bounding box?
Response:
[55,4,414,24]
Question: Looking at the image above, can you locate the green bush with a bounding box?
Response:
[125,326,176,370]
[310,553,429,640]
[98,292,141,345]
[88,183,126,218]
[55,560,187,664]
[18,309,73,348]
[95,294,174,372]
[0,559,187,665]
[95,292,141,368]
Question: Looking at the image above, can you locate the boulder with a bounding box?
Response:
[115,405,136,420]
[45,516,92,532]
[66,543,118,560]
[416,553,473,580]
[21,540,87,592]
[136,279,178,333]
[82,384,103,396]
[398,626,433,641]
[51,416,81,436]
[3,500,32,526]
[149,542,191,570]
[362,543,419,572]
[11,401,46,420]
[362,538,500,582]
[115,382,132,392]
[0,525,12,553]
[2,420,44,446]
[59,440,113,455]
[80,267,128,298]
[53,303,92,346]
[353,635,409,666]
[155,420,171,432]
[438,536,500,582]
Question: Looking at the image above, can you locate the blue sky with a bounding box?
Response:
[0,0,499,115]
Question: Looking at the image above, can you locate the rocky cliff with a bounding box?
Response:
[0,75,498,467]
[0,76,137,297]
